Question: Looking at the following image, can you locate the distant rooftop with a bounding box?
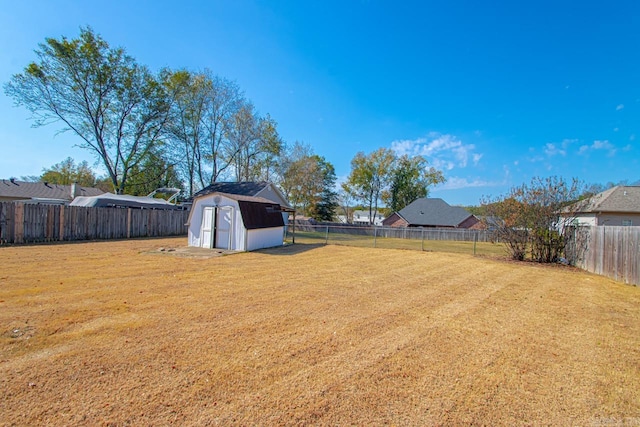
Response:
[0,179,104,202]
[570,186,640,213]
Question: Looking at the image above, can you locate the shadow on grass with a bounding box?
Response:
[258,242,326,256]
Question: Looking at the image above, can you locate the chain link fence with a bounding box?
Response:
[285,223,506,257]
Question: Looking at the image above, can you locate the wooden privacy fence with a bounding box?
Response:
[568,226,640,286]
[0,202,189,244]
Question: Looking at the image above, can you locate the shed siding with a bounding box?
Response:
[246,227,285,251]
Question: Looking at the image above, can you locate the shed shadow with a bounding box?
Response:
[257,243,325,256]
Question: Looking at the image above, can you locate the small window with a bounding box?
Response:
[622,220,633,226]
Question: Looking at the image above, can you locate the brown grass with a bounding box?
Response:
[1,237,639,426]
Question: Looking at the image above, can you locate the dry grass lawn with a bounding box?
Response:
[1,237,639,426]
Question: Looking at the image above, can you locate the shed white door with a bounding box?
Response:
[215,206,233,249]
[201,207,215,248]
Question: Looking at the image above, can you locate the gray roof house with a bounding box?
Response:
[564,186,640,226]
[0,179,104,204]
[382,198,481,229]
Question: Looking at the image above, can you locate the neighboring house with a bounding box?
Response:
[351,210,385,226]
[0,178,104,204]
[382,198,482,229]
[187,192,288,251]
[563,186,640,226]
[188,182,292,251]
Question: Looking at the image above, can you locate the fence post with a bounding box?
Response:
[374,227,377,248]
[127,208,132,239]
[325,225,329,244]
[59,205,65,241]
[473,232,477,256]
[421,228,424,251]
[14,203,24,244]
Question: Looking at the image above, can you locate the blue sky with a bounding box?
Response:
[1,0,639,205]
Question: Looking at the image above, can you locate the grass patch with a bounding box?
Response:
[1,237,639,425]
[287,229,507,256]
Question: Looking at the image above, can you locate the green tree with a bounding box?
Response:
[308,157,338,221]
[123,150,182,196]
[384,154,445,212]
[344,148,396,225]
[40,157,97,186]
[278,142,337,220]
[4,27,171,194]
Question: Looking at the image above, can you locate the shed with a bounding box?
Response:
[188,192,288,251]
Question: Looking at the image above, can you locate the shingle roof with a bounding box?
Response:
[571,186,640,213]
[193,182,271,199]
[0,179,104,201]
[202,191,279,205]
[396,198,474,227]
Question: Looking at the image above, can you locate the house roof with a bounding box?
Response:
[395,198,474,227]
[570,186,640,213]
[0,179,104,202]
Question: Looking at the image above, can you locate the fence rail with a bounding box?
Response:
[570,225,640,286]
[0,202,189,245]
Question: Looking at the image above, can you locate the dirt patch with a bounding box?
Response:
[147,245,239,259]
[1,237,639,425]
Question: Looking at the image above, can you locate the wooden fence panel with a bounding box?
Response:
[572,226,640,286]
[0,202,188,245]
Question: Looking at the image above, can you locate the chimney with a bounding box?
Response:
[71,183,81,199]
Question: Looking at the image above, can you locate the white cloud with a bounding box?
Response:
[390,133,481,170]
[616,104,625,111]
[437,176,500,190]
[578,140,617,156]
[544,143,566,157]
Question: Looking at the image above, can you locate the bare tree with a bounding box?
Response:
[226,103,282,182]
[482,176,584,262]
[163,69,243,196]
[4,27,170,194]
